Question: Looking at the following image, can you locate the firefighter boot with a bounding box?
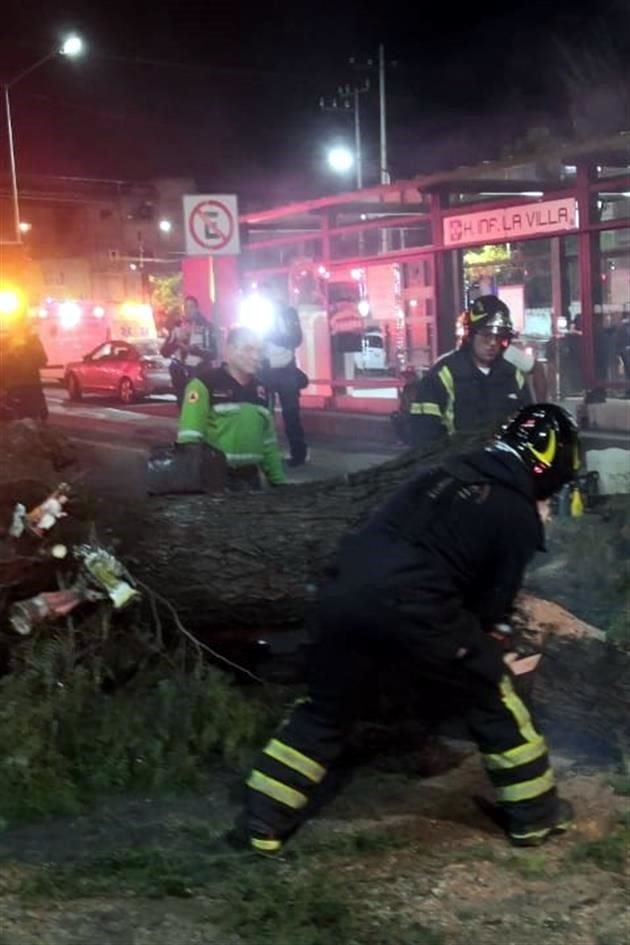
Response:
[476,796,575,847]
[508,797,575,847]
[224,813,286,857]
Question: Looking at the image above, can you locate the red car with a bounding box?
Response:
[64,339,172,405]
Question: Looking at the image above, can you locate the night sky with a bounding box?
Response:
[2,0,629,207]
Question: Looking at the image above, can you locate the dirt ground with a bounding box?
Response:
[0,748,627,945]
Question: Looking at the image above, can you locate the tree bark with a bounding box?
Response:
[515,597,630,759]
[2,421,629,759]
[117,442,462,631]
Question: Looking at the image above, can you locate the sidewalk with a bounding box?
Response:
[45,390,629,453]
[45,394,401,448]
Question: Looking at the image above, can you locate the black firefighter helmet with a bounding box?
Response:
[462,294,515,343]
[498,403,580,500]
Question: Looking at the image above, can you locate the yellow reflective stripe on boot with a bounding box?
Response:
[247,770,308,810]
[483,736,547,771]
[437,366,455,434]
[251,837,283,853]
[496,768,556,804]
[263,739,326,784]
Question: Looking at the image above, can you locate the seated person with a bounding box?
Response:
[177,327,286,489]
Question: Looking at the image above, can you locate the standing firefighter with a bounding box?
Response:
[409,295,530,449]
[237,404,579,853]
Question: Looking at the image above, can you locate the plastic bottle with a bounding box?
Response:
[570,483,585,518]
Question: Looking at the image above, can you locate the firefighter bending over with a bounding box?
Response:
[177,327,285,489]
[409,295,530,449]
[237,403,579,853]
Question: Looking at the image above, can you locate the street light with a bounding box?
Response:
[60,35,83,57]
[158,219,172,233]
[18,221,32,234]
[327,145,354,175]
[3,33,84,243]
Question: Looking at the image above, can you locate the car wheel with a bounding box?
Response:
[67,373,83,402]
[118,377,136,405]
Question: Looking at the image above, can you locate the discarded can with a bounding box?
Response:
[75,545,139,610]
[9,595,51,635]
[26,483,71,537]
[9,503,26,538]
[9,588,87,635]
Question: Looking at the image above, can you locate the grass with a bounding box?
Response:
[505,852,550,879]
[0,636,278,823]
[608,749,630,797]
[297,826,410,858]
[608,774,630,797]
[18,842,446,945]
[569,825,630,874]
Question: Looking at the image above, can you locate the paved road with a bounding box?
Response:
[44,386,399,498]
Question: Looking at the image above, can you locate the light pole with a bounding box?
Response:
[3,34,84,243]
[320,79,369,189]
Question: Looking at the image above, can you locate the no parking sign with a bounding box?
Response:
[183,194,241,256]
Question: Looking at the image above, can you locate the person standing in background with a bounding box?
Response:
[162,296,218,408]
[258,285,309,468]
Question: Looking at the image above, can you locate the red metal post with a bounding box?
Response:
[576,163,595,388]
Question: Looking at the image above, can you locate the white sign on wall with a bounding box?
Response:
[443,197,578,248]
[183,194,241,256]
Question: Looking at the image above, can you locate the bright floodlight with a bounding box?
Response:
[159,219,172,233]
[61,35,83,57]
[327,146,354,174]
[18,221,32,233]
[238,292,275,335]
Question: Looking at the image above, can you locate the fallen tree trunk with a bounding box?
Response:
[115,442,464,631]
[2,421,629,758]
[514,597,630,759]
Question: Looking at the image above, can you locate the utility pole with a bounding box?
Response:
[4,85,21,243]
[378,44,390,186]
[350,46,395,186]
[320,79,370,189]
[353,85,364,189]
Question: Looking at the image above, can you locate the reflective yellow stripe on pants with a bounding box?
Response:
[247,769,308,810]
[263,739,326,784]
[482,676,554,804]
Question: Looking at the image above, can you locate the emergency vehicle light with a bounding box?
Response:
[93,305,105,318]
[0,288,23,317]
[59,301,82,329]
[120,302,152,319]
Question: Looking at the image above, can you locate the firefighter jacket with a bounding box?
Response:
[409,346,531,449]
[322,447,543,684]
[176,366,286,485]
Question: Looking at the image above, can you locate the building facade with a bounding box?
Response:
[1,175,190,305]
[200,132,630,413]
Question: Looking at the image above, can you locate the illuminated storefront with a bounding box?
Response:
[199,133,630,412]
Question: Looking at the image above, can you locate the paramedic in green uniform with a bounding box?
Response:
[177,327,286,489]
